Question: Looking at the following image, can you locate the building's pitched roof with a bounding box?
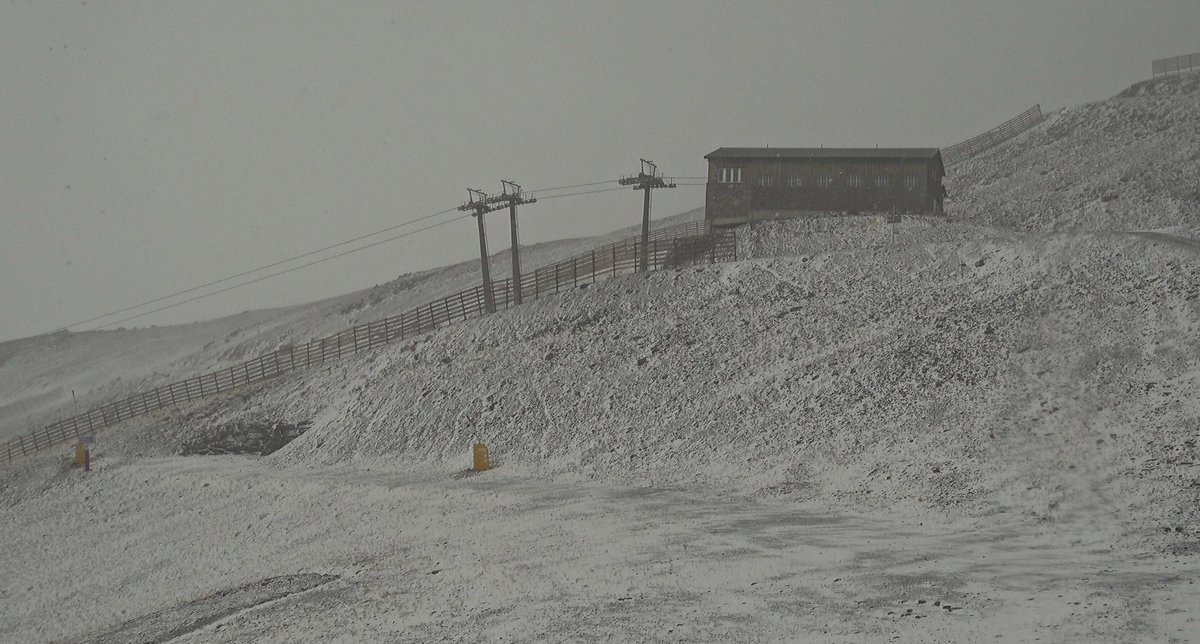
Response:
[705,147,942,161]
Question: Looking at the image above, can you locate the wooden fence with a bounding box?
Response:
[941,105,1044,167]
[2,224,735,464]
[1152,52,1200,76]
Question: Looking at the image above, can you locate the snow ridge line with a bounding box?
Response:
[2,224,736,465]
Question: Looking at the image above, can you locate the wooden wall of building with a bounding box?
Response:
[706,157,942,226]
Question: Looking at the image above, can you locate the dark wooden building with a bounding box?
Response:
[704,147,946,227]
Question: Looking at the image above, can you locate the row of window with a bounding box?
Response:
[717,169,919,190]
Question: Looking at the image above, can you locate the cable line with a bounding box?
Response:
[67,178,674,332]
[87,215,471,331]
[63,206,461,330]
[527,179,619,193]
[535,186,631,200]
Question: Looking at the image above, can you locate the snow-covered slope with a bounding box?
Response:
[8,216,1197,642]
[946,73,1200,233]
[0,208,703,442]
[69,218,1200,557]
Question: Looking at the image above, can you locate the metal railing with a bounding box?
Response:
[2,223,734,463]
[941,105,1044,167]
[1153,52,1200,76]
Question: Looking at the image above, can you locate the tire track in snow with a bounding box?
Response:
[80,573,338,644]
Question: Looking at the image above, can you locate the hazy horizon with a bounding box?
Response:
[2,0,1197,342]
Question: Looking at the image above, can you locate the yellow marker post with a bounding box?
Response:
[472,443,490,472]
[74,443,86,466]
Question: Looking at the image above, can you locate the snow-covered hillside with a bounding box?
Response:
[3,216,1198,642]
[4,73,1200,641]
[946,73,1200,233]
[0,208,703,443]
[76,219,1200,548]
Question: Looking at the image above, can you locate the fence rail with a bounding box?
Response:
[2,223,735,464]
[1152,52,1200,76]
[941,105,1044,167]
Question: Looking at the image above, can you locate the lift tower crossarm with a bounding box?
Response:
[458,184,537,312]
[619,159,677,272]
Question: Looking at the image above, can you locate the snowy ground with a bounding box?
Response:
[3,453,1198,643]
[3,214,1198,642]
[3,75,1200,642]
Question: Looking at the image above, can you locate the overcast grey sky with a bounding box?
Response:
[1,0,1196,341]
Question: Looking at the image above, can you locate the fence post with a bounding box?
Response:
[555,264,560,293]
